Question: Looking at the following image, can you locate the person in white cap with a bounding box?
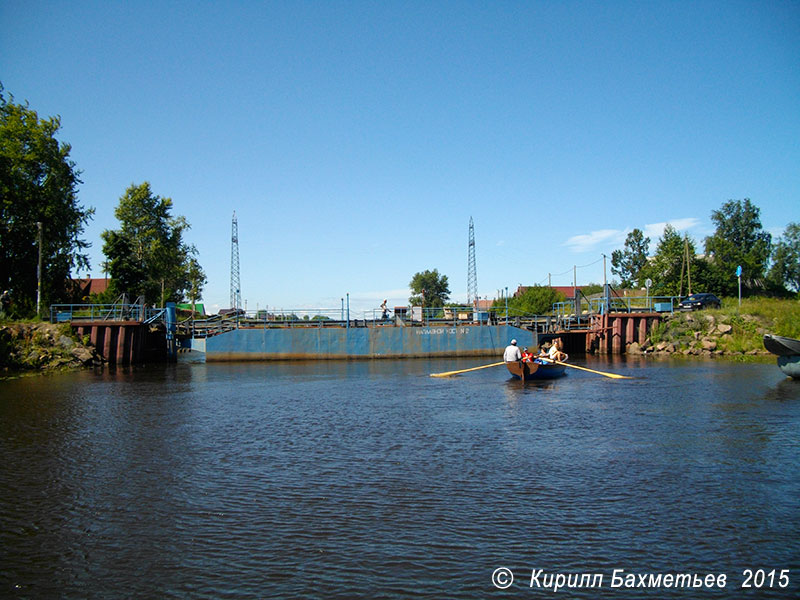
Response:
[503,339,522,362]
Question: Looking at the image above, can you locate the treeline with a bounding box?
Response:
[611,199,798,297]
[0,84,205,318]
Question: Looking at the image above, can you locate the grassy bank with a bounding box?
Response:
[645,297,799,358]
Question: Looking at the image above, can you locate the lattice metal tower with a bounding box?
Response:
[467,216,478,306]
[230,211,241,311]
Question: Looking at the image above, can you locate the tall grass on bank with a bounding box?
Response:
[720,297,800,339]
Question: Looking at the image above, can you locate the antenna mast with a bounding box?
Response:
[230,211,241,311]
[467,216,478,307]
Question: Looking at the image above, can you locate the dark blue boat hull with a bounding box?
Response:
[505,360,566,380]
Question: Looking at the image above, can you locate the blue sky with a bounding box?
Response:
[2,1,798,314]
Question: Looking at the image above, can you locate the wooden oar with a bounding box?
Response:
[540,357,631,379]
[430,361,506,377]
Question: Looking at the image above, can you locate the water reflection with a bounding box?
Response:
[1,360,799,599]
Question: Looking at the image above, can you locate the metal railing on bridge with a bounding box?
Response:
[49,302,166,324]
[180,305,565,338]
[551,295,681,330]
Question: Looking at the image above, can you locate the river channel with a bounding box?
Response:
[1,357,799,599]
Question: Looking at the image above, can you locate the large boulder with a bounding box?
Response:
[701,338,717,351]
[71,346,96,365]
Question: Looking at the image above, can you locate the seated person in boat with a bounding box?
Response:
[521,347,534,362]
[546,339,569,362]
[535,343,549,359]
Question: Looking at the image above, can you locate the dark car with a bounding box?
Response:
[678,293,721,310]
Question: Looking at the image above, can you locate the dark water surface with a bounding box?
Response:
[1,357,799,599]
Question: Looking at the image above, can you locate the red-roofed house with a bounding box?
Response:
[71,277,110,300]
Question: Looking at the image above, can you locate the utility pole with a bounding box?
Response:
[573,265,577,295]
[678,236,692,297]
[573,265,578,317]
[36,222,43,318]
[603,254,609,315]
[685,236,692,296]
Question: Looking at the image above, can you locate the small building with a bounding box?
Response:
[71,277,110,301]
[177,303,206,317]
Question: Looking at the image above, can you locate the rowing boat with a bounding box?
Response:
[505,360,566,381]
[763,334,800,356]
[763,334,800,379]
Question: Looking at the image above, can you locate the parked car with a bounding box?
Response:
[678,293,721,310]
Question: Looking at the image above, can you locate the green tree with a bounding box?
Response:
[0,85,94,315]
[580,283,604,297]
[611,228,650,287]
[101,182,204,305]
[703,198,771,296]
[640,225,698,296]
[409,269,450,308]
[186,256,207,313]
[767,222,800,293]
[494,285,565,315]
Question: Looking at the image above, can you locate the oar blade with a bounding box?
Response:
[602,372,632,379]
[541,358,632,379]
[430,361,506,378]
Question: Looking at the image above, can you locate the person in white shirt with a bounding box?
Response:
[546,339,568,362]
[503,339,522,362]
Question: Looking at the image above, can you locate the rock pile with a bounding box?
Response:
[626,312,770,357]
[0,322,102,372]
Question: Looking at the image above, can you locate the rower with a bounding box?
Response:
[503,339,522,362]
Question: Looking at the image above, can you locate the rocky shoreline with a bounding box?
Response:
[627,311,771,358]
[0,322,102,373]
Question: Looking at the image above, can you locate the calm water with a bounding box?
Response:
[1,357,799,599]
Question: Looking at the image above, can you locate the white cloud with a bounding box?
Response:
[643,218,701,241]
[564,229,627,253]
[564,217,702,253]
